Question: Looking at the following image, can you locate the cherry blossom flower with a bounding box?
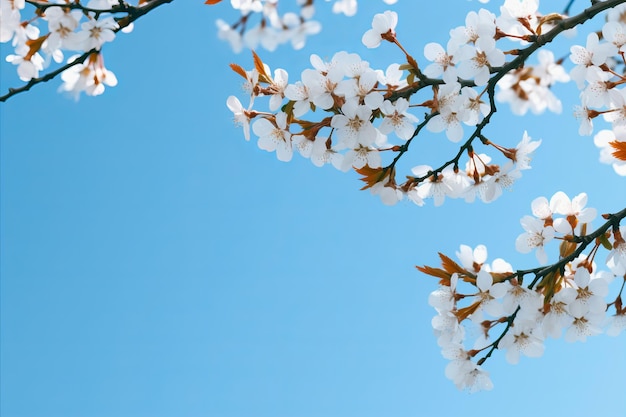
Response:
[370,180,403,206]
[593,128,626,176]
[456,244,488,272]
[480,163,522,203]
[291,134,314,158]
[330,0,357,17]
[300,66,343,110]
[411,165,452,206]
[541,291,575,339]
[606,313,626,337]
[341,145,381,170]
[310,136,344,170]
[499,281,542,319]
[429,274,459,312]
[581,67,619,108]
[73,16,118,51]
[227,95,253,141]
[510,131,541,170]
[456,43,505,86]
[550,192,597,235]
[283,13,321,50]
[252,112,293,162]
[498,50,569,115]
[42,8,82,56]
[231,0,263,15]
[569,32,616,89]
[444,349,493,392]
[499,320,545,364]
[564,310,604,342]
[573,105,595,136]
[472,268,508,319]
[244,24,280,52]
[449,8,497,52]
[560,267,608,318]
[330,100,377,148]
[460,86,489,126]
[267,68,288,111]
[423,42,459,84]
[335,68,383,110]
[284,80,314,117]
[216,19,243,53]
[362,10,397,49]
[497,0,539,38]
[5,50,44,81]
[426,82,466,142]
[515,216,555,264]
[378,98,418,140]
[375,63,407,90]
[602,21,626,54]
[606,226,626,276]
[0,0,23,43]
[58,52,118,98]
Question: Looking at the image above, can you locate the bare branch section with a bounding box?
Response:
[0,0,175,103]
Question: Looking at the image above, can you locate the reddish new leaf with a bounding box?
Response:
[251,50,269,81]
[355,166,390,190]
[229,63,248,79]
[609,141,626,161]
[416,265,451,284]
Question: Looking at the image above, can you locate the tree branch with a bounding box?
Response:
[0,0,176,103]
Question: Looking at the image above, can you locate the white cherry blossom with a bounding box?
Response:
[362,10,397,49]
[515,216,555,264]
[252,112,293,161]
[378,98,418,140]
[330,100,377,148]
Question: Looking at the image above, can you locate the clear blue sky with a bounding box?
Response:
[1,1,624,416]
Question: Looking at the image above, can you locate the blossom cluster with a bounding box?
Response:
[1,0,129,98]
[568,3,626,176]
[216,0,398,53]
[421,191,626,392]
[228,6,567,206]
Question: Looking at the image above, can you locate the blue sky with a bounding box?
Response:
[1,1,625,416]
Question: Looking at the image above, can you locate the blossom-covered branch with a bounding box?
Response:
[0,0,175,102]
[420,194,626,391]
[226,0,626,390]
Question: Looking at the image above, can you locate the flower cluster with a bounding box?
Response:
[215,0,397,53]
[567,3,626,176]
[1,0,128,98]
[227,8,560,206]
[420,192,626,392]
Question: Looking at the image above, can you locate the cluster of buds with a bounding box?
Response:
[420,192,626,391]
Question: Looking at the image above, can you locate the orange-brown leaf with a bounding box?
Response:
[205,0,222,4]
[455,301,481,322]
[251,50,268,79]
[610,140,626,161]
[25,35,47,61]
[416,265,451,285]
[355,166,388,190]
[229,63,248,79]
[439,253,469,277]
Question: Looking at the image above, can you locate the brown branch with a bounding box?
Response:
[1,0,175,103]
